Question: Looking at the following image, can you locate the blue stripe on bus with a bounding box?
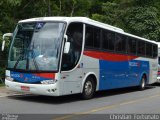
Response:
[99,60,149,90]
[10,71,52,83]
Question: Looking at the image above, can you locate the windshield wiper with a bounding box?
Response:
[14,49,26,69]
[14,48,39,70]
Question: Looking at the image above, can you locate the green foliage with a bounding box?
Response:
[123,6,160,40]
[0,83,5,86]
[92,2,117,23]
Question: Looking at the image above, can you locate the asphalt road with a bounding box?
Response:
[0,83,160,120]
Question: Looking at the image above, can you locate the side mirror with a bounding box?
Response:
[64,34,68,41]
[64,42,70,54]
[2,40,5,51]
[1,33,12,51]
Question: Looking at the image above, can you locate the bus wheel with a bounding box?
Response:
[82,77,96,99]
[139,75,146,90]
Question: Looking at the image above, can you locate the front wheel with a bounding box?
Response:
[81,77,96,99]
[139,76,147,90]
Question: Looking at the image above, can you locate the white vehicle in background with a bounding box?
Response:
[157,42,160,82]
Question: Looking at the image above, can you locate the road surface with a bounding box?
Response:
[0,83,160,120]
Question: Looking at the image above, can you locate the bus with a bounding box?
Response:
[2,17,158,99]
[157,42,160,82]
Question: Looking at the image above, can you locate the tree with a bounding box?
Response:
[123,6,160,40]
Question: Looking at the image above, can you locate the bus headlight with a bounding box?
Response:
[40,79,57,84]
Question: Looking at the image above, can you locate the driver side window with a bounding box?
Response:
[61,23,83,71]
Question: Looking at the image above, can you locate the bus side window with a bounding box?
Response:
[102,30,115,51]
[85,25,101,49]
[137,40,145,56]
[115,33,126,53]
[153,44,158,58]
[127,37,137,55]
[85,25,94,48]
[146,43,153,57]
[93,27,101,48]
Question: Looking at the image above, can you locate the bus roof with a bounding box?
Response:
[157,42,160,47]
[19,17,157,44]
[19,17,124,32]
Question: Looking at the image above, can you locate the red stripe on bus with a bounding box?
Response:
[84,50,137,62]
[34,73,55,79]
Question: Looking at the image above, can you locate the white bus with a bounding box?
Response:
[2,17,158,99]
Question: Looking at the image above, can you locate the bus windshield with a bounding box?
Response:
[8,22,65,71]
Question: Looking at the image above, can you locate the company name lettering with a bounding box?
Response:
[129,62,139,67]
[11,74,20,78]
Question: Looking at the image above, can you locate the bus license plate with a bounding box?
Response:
[21,86,30,91]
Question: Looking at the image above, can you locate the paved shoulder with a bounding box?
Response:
[0,87,24,97]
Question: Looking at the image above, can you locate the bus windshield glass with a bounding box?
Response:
[8,22,65,71]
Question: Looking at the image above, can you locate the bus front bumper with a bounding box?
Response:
[5,79,60,96]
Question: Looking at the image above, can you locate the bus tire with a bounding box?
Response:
[139,75,146,90]
[81,76,96,99]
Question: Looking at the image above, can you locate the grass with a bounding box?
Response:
[0,77,4,87]
[0,83,5,87]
